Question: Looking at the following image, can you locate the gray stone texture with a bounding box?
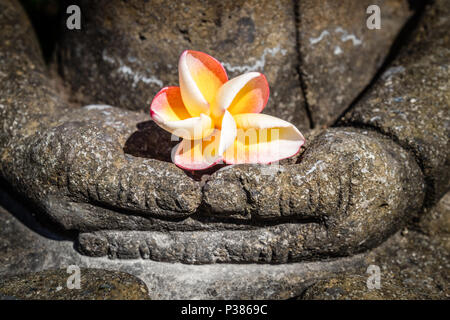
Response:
[301,192,450,300]
[343,0,450,207]
[297,0,412,127]
[57,0,311,131]
[1,186,448,299]
[0,0,448,298]
[57,0,413,131]
[0,195,367,299]
[0,268,150,300]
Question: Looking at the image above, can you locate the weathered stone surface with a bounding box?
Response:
[0,269,150,300]
[77,224,326,263]
[0,0,449,299]
[7,106,203,222]
[0,0,203,229]
[204,128,424,225]
[0,0,447,267]
[298,0,412,127]
[301,274,439,300]
[343,0,450,206]
[301,192,450,300]
[1,187,448,299]
[75,128,423,263]
[123,120,176,162]
[301,275,419,300]
[0,196,367,299]
[58,0,310,131]
[0,0,63,148]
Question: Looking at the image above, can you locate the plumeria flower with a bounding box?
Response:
[150,50,305,170]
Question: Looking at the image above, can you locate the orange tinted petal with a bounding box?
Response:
[179,50,228,117]
[223,113,305,164]
[150,87,190,121]
[212,72,269,120]
[173,130,223,171]
[150,86,214,140]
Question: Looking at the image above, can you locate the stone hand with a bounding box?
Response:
[75,126,424,263]
[1,0,448,264]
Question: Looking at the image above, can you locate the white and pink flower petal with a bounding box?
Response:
[173,111,237,171]
[211,72,269,120]
[173,130,223,171]
[217,110,237,156]
[223,113,305,164]
[150,86,213,140]
[179,50,228,117]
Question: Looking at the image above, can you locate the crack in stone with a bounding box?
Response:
[292,0,314,129]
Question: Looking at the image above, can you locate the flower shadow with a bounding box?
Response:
[123,121,226,180]
[123,120,176,162]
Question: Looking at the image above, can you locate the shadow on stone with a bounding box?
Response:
[123,120,227,181]
[0,178,74,241]
[123,120,176,162]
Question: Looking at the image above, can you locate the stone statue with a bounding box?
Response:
[0,0,448,298]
